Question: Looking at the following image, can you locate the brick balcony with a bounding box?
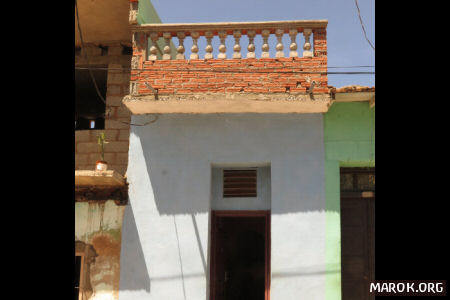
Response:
[123,20,331,114]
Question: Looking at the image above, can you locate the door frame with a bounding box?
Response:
[210,210,271,300]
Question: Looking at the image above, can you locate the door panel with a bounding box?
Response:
[340,168,375,300]
[341,197,374,300]
[211,211,270,300]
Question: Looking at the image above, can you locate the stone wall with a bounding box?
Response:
[75,45,131,175]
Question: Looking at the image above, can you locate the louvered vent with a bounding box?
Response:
[223,169,257,197]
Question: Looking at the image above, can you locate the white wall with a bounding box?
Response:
[119,114,326,300]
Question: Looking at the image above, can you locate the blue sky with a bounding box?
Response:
[150,0,374,88]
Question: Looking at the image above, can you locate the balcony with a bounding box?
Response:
[123,20,330,114]
[75,170,128,205]
[75,0,132,47]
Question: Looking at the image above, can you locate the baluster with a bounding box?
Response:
[162,32,172,60]
[275,29,284,58]
[218,31,227,59]
[232,30,242,59]
[261,30,270,58]
[190,32,200,59]
[303,29,313,58]
[176,32,186,59]
[133,32,147,65]
[289,29,298,57]
[247,30,256,58]
[205,31,214,59]
[148,32,159,61]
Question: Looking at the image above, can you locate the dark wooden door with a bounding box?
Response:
[340,168,375,300]
[211,211,270,300]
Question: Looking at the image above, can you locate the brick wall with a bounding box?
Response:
[131,29,328,95]
[75,45,131,175]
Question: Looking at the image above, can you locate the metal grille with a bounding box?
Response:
[223,170,257,197]
[340,167,375,192]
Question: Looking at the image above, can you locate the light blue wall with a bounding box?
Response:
[119,114,328,300]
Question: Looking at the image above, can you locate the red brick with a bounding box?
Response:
[190,78,208,83]
[275,57,294,62]
[234,83,249,87]
[244,87,269,93]
[147,84,165,89]
[182,83,199,88]
[269,88,287,93]
[155,79,172,84]
[225,87,243,92]
[158,88,175,94]
[208,78,225,83]
[266,63,284,68]
[259,58,276,62]
[191,88,210,93]
[290,87,307,92]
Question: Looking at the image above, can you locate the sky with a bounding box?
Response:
[150,0,374,88]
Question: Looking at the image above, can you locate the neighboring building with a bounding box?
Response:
[117,15,375,300]
[74,1,163,300]
[324,86,375,300]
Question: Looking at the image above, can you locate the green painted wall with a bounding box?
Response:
[324,102,375,300]
[137,0,162,25]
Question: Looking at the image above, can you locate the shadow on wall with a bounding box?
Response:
[119,204,151,292]
[135,113,326,216]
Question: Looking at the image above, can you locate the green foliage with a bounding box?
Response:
[97,133,109,161]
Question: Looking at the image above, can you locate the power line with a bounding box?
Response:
[75,65,374,70]
[76,0,159,127]
[328,65,374,69]
[118,115,159,127]
[354,0,375,51]
[75,66,374,75]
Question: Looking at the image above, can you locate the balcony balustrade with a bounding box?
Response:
[124,20,331,114]
[131,20,327,61]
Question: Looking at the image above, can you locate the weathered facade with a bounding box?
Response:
[75,1,163,300]
[75,1,375,300]
[117,12,375,300]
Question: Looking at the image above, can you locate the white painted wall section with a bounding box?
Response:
[119,114,326,300]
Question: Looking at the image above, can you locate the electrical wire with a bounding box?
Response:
[118,115,159,127]
[76,1,373,128]
[75,0,107,105]
[75,65,374,70]
[354,0,375,51]
[76,0,160,127]
[75,66,374,75]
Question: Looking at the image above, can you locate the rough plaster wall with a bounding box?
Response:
[119,114,327,300]
[76,201,125,300]
[323,102,375,300]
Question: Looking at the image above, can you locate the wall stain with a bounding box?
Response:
[76,201,124,300]
[99,202,105,230]
[92,234,121,257]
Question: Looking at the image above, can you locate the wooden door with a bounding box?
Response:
[340,168,375,300]
[211,211,270,300]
